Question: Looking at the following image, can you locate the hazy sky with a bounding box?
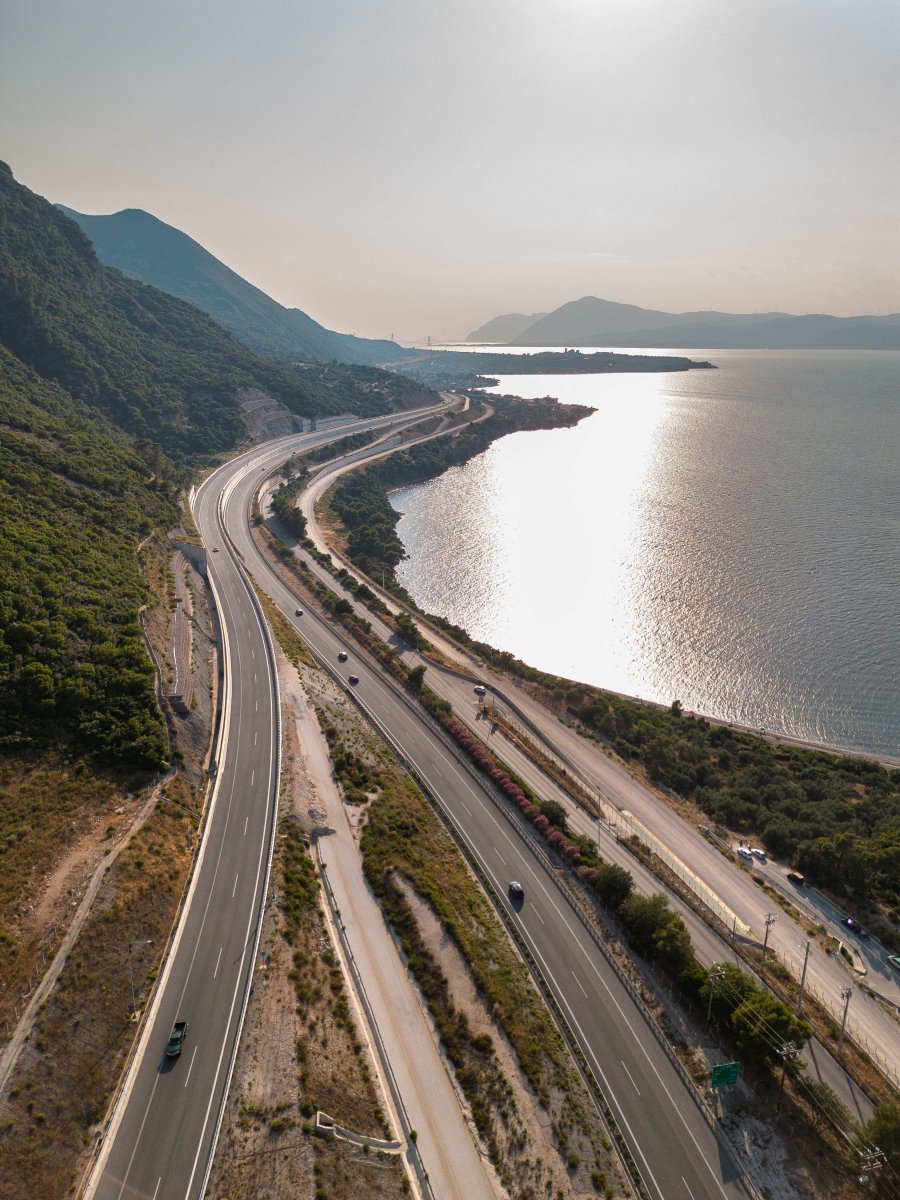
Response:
[3,0,899,339]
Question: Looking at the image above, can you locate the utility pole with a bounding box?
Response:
[857,1148,886,1183]
[761,913,776,968]
[775,1041,800,1112]
[838,986,853,1057]
[707,968,725,1026]
[797,933,814,1015]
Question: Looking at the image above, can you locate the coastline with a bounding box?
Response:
[311,409,898,915]
[320,410,898,768]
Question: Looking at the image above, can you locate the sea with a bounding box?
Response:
[390,347,900,761]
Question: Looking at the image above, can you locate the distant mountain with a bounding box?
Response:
[58,205,410,368]
[466,311,547,343]
[470,295,900,350]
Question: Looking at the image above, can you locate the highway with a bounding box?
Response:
[85,405,447,1200]
[224,441,758,1199]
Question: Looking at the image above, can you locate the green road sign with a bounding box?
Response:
[711,1061,740,1089]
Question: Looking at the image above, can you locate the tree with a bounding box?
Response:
[593,862,633,910]
[540,800,568,831]
[620,893,695,978]
[730,992,810,1065]
[406,664,426,695]
[863,1102,900,1174]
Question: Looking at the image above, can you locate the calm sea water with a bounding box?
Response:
[391,349,900,759]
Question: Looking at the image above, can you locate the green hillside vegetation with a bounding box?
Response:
[0,350,175,767]
[293,359,434,413]
[0,163,341,459]
[566,694,900,913]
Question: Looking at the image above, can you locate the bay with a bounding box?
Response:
[390,349,900,760]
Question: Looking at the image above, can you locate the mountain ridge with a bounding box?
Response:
[467,295,900,349]
[58,204,412,368]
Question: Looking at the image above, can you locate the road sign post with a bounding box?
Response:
[710,1061,740,1089]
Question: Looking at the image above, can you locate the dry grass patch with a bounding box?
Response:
[0,790,196,1199]
[0,757,144,1032]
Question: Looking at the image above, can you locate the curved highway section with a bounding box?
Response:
[86,405,446,1200]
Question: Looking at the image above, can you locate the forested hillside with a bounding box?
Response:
[0,162,440,770]
[0,349,175,767]
[0,163,344,459]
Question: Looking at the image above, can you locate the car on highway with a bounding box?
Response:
[213,546,219,552]
[348,675,359,686]
[338,651,349,662]
[842,916,869,938]
[737,846,753,860]
[474,684,487,696]
[749,847,766,861]
[508,881,524,899]
[787,871,806,886]
[295,608,303,616]
[888,955,900,971]
[165,1021,188,1058]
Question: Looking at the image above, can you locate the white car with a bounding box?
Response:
[750,847,767,861]
[737,847,753,860]
[474,684,487,697]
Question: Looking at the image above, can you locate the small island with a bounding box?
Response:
[389,347,715,388]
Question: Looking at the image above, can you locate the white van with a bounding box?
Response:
[737,847,753,861]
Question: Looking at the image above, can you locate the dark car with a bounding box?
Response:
[295,608,303,617]
[348,675,359,686]
[165,1021,188,1058]
[508,881,524,899]
[842,916,869,939]
[338,651,349,662]
[212,547,219,553]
